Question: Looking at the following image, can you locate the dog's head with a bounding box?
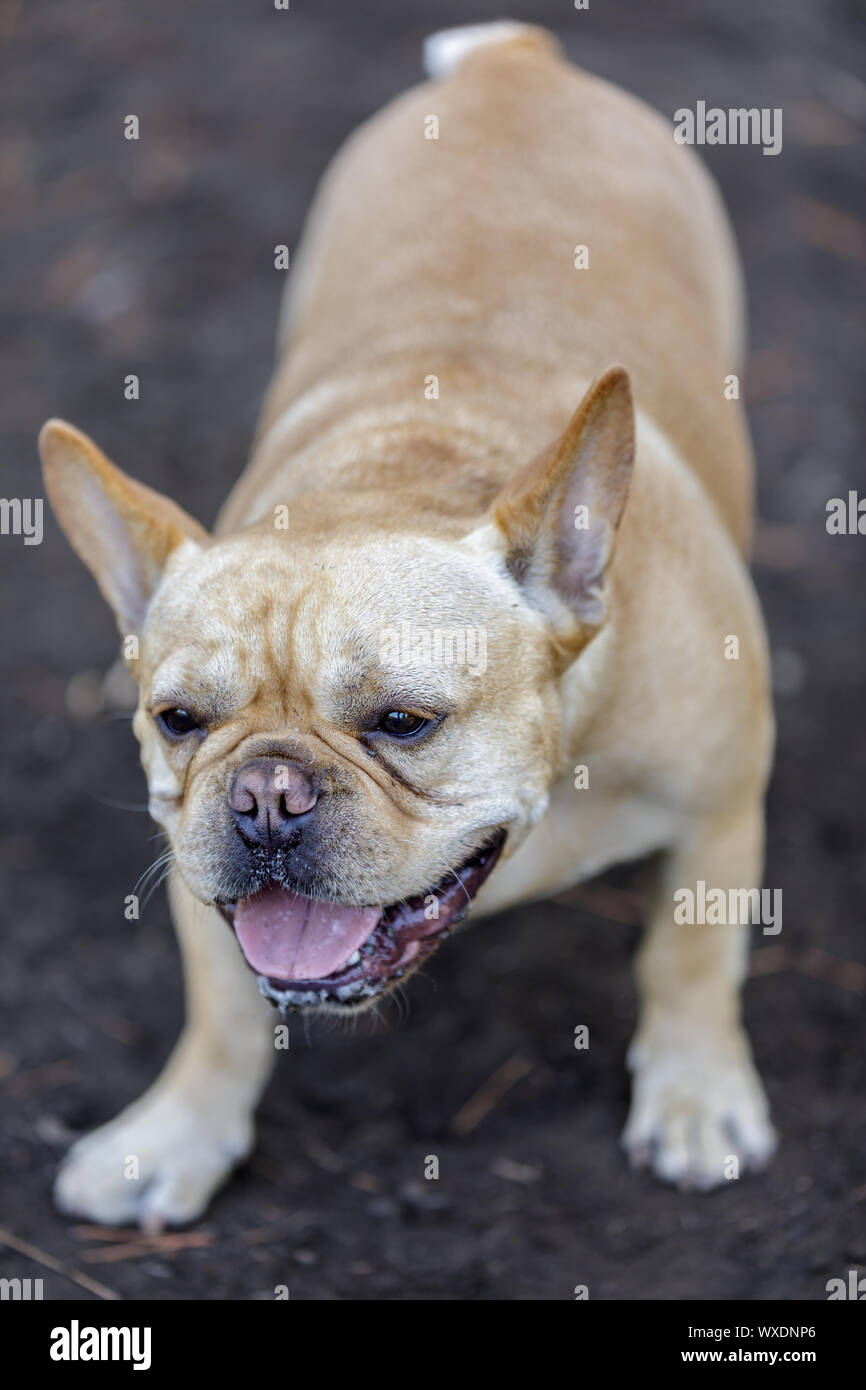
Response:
[39,368,633,1010]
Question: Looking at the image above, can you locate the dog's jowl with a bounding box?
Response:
[40,21,776,1227]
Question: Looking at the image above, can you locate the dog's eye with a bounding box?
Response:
[157,707,200,738]
[377,711,429,738]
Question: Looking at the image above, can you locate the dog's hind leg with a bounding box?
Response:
[54,870,275,1228]
[622,797,777,1189]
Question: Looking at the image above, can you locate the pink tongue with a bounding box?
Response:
[233,885,381,981]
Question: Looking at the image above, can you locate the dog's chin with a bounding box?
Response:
[216,830,506,1011]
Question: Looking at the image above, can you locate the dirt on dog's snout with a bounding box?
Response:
[1,0,864,1300]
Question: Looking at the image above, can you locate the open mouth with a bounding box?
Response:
[218,830,505,1009]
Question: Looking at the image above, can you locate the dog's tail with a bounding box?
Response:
[422,20,561,81]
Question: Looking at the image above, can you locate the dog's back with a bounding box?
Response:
[225,21,753,550]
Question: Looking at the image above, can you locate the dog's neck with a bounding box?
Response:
[219,359,588,536]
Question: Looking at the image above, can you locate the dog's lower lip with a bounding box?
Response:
[217,830,506,1005]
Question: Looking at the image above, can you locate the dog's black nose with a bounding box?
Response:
[229,758,318,846]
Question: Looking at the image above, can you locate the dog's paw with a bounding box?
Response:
[622,1032,776,1190]
[54,1089,254,1229]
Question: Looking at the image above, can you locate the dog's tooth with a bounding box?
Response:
[347,950,361,966]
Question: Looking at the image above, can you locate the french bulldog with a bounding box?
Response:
[40,21,776,1228]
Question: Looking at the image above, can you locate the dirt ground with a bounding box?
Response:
[1,0,864,1301]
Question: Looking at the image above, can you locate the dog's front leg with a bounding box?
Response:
[623,798,777,1189]
[54,871,275,1228]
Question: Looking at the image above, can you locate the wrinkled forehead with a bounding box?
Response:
[142,531,513,709]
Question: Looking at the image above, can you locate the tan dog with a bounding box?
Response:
[40,21,775,1228]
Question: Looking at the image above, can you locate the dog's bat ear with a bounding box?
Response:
[39,419,209,636]
[487,365,634,630]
